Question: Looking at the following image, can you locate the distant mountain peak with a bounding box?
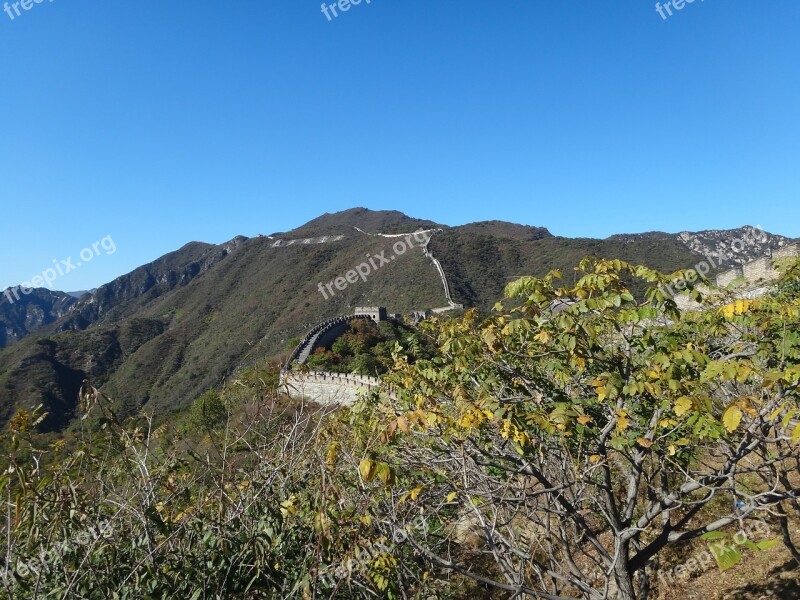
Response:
[281,207,441,238]
[453,221,552,241]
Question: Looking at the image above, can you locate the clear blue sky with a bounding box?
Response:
[1,0,798,291]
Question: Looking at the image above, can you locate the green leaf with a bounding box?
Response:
[756,539,778,551]
[738,540,759,551]
[710,543,742,571]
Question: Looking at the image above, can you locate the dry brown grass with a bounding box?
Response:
[655,523,800,600]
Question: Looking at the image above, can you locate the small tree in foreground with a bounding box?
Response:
[357,257,800,599]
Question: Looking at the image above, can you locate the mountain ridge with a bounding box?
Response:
[1,208,795,432]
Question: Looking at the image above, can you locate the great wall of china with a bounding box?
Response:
[278,226,462,406]
[280,308,397,406]
[280,369,393,406]
[674,241,800,311]
[715,242,800,289]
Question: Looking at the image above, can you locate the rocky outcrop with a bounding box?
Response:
[676,226,793,269]
[58,241,237,333]
[0,288,77,349]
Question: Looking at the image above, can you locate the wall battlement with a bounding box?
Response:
[355,307,387,323]
[280,370,394,406]
[716,242,799,288]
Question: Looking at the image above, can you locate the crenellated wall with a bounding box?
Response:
[282,310,398,406]
[716,242,800,288]
[775,244,800,260]
[742,256,776,283]
[280,370,393,406]
[286,314,373,366]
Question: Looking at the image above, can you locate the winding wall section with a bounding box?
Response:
[286,314,372,367]
[282,313,394,405]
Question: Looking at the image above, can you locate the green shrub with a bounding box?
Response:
[189,390,228,429]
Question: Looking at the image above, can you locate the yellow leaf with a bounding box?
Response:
[616,410,631,431]
[636,438,653,448]
[734,299,753,315]
[792,423,800,445]
[446,491,457,503]
[359,459,375,482]
[375,463,395,485]
[736,364,753,383]
[280,496,297,518]
[769,405,785,422]
[589,455,601,463]
[326,442,340,466]
[577,416,593,425]
[722,406,743,433]
[397,416,410,434]
[674,396,693,417]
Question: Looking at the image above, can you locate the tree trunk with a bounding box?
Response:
[611,541,638,600]
[777,502,800,567]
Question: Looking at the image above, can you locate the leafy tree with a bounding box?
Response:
[356,257,800,599]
